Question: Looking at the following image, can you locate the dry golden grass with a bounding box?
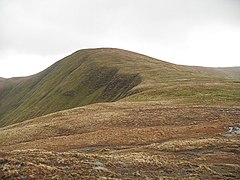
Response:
[0,101,239,179]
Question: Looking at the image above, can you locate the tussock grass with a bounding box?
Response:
[0,103,239,179]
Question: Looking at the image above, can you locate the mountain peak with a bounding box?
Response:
[0,48,239,127]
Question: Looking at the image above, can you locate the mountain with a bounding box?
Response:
[0,48,240,179]
[0,48,240,127]
[192,66,240,80]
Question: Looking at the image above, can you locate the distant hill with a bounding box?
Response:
[192,66,240,80]
[0,48,240,127]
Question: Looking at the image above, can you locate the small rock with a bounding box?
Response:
[16,163,23,169]
[225,125,240,136]
[89,161,104,166]
[93,166,108,171]
[19,175,27,179]
[135,171,141,176]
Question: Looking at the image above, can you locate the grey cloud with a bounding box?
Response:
[0,0,240,58]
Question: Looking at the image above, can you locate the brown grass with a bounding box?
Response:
[0,101,239,179]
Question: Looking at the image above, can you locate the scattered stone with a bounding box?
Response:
[133,171,141,176]
[16,163,23,169]
[220,109,240,115]
[93,166,109,171]
[225,125,240,136]
[19,175,27,179]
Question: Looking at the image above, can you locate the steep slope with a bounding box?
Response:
[0,48,240,127]
[0,49,142,127]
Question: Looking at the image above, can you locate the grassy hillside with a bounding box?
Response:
[0,49,142,127]
[0,48,240,127]
[192,66,240,80]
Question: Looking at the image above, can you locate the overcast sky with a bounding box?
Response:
[1,0,240,78]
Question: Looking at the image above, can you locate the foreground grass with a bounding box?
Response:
[0,102,239,179]
[1,136,239,179]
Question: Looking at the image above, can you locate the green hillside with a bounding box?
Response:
[0,48,240,127]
